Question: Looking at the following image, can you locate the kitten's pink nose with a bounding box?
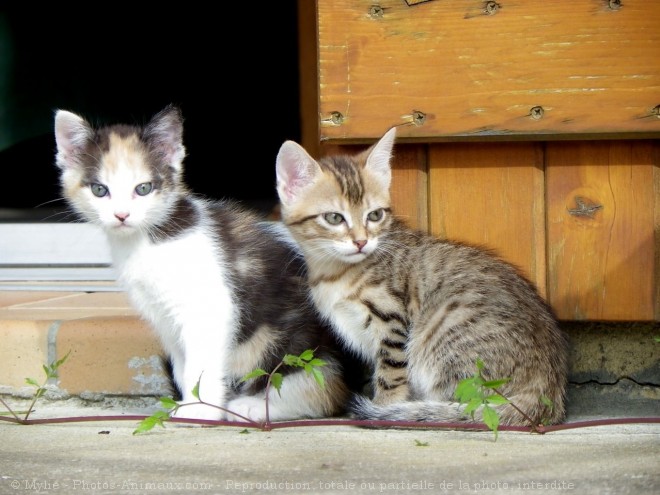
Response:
[115,212,130,222]
[354,240,367,251]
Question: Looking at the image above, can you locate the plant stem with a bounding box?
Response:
[491,386,541,431]
[24,386,46,421]
[263,361,285,429]
[0,396,23,423]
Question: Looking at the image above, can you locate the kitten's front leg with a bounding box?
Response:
[371,327,411,405]
[171,359,228,421]
[170,325,231,421]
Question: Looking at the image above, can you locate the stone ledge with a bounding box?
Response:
[0,291,168,398]
[1,292,658,419]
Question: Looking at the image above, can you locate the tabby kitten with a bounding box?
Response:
[54,105,350,421]
[275,127,569,426]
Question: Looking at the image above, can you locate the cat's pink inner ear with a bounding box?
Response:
[54,110,91,168]
[145,109,186,171]
[276,141,319,204]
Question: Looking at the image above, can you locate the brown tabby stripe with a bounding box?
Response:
[377,377,405,391]
[382,338,407,350]
[382,357,408,369]
[285,214,318,227]
[419,300,461,348]
[319,156,364,204]
[362,299,407,326]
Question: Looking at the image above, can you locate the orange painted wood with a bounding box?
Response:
[428,143,547,296]
[317,0,660,141]
[546,141,657,321]
[389,143,428,232]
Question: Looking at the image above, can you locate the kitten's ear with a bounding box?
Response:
[276,141,322,206]
[54,110,93,170]
[144,105,186,171]
[364,126,396,191]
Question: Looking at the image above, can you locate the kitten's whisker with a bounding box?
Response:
[33,197,68,209]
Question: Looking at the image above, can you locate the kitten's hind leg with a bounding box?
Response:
[226,362,349,422]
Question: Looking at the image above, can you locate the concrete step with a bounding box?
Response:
[1,290,658,420]
[0,291,168,399]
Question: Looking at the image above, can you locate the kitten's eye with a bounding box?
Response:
[323,212,345,225]
[90,183,108,198]
[135,183,153,196]
[367,209,384,222]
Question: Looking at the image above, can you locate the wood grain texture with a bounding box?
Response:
[546,141,657,321]
[317,0,660,141]
[388,143,428,232]
[428,142,547,296]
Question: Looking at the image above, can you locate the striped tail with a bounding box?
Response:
[348,395,477,423]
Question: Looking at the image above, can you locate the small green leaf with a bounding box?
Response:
[482,405,500,440]
[53,350,72,370]
[271,372,284,394]
[485,394,510,406]
[462,397,483,417]
[299,349,314,362]
[241,369,268,382]
[475,358,485,371]
[133,410,170,435]
[282,354,302,367]
[238,429,250,434]
[311,367,325,389]
[42,364,50,377]
[191,380,201,400]
[653,336,660,343]
[159,397,178,410]
[414,439,429,446]
[482,378,511,389]
[308,358,327,368]
[454,378,480,403]
[25,378,40,387]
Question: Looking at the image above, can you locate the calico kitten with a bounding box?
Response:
[54,105,350,421]
[275,127,569,426]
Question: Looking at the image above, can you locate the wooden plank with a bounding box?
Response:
[389,143,428,232]
[428,143,546,296]
[546,141,656,321]
[317,0,660,141]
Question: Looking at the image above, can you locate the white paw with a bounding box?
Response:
[171,402,223,421]
[225,396,268,422]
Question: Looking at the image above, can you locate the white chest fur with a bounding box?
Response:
[107,228,237,415]
[312,279,378,363]
[111,230,234,337]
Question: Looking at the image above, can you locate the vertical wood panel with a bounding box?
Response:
[429,143,546,296]
[546,141,656,321]
[389,144,428,233]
